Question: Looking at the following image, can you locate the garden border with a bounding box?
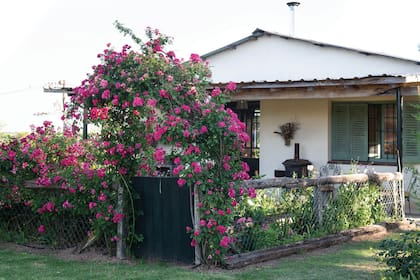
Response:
[225,220,417,269]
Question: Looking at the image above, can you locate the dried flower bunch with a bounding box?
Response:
[274,121,300,146]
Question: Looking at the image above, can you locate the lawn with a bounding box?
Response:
[0,239,389,280]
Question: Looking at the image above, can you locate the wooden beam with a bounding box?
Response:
[232,85,397,100]
[241,172,402,190]
[215,76,411,90]
[401,86,420,96]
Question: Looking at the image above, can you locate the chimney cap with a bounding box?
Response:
[287,1,300,7]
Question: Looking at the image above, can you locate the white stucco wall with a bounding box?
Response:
[203,31,420,176]
[259,98,402,178]
[260,99,329,178]
[207,35,420,83]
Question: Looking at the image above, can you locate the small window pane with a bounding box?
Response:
[383,104,396,159]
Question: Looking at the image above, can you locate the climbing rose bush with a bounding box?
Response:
[66,22,255,264]
[0,23,255,264]
[0,121,120,241]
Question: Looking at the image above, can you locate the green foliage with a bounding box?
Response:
[233,182,387,253]
[277,187,316,236]
[404,166,420,204]
[378,231,420,279]
[0,124,119,249]
[321,183,386,233]
[233,188,316,251]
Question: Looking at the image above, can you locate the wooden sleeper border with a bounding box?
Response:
[225,224,387,269]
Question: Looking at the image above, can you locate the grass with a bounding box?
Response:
[0,239,390,280]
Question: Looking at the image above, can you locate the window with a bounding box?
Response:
[228,101,260,158]
[332,100,420,164]
[368,104,397,161]
[332,102,397,163]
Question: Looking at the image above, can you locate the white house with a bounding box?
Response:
[202,28,420,178]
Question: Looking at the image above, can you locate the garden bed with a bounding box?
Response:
[225,220,418,269]
[0,219,417,271]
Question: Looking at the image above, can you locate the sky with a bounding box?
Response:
[1,0,420,132]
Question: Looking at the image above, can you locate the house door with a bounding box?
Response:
[228,101,260,177]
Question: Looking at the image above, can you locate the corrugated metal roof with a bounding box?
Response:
[210,74,420,88]
[202,28,420,65]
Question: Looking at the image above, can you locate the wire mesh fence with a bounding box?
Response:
[0,203,91,249]
[0,172,406,258]
[227,172,404,255]
[0,187,96,250]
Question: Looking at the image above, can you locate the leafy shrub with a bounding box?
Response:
[378,231,420,279]
[232,188,315,252]
[0,122,120,248]
[278,187,316,236]
[321,182,386,233]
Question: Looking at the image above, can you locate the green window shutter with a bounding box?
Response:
[349,104,368,161]
[332,104,350,160]
[403,100,420,163]
[332,103,368,161]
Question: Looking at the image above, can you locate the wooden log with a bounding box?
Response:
[225,224,387,269]
[116,180,126,260]
[23,180,61,189]
[193,185,202,265]
[242,172,402,190]
[368,172,403,185]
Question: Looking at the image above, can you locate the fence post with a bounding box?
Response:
[193,185,202,265]
[313,184,335,226]
[116,180,126,259]
[399,178,405,219]
[313,185,322,225]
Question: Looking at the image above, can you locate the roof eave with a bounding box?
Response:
[210,75,420,90]
[201,29,265,59]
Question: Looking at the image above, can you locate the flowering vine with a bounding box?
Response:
[0,22,255,265]
[67,21,255,264]
[0,122,120,243]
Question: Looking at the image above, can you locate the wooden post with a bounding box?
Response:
[116,180,126,259]
[399,178,405,219]
[313,185,323,225]
[193,185,202,265]
[313,185,334,225]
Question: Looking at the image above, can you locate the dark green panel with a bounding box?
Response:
[403,100,420,163]
[349,104,368,161]
[132,176,194,263]
[332,103,350,160]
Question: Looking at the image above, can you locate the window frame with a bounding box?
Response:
[331,102,397,164]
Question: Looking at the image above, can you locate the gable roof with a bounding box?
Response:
[202,28,420,84]
[202,28,420,65]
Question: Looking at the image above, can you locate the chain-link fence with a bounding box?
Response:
[228,172,404,254]
[0,203,91,249]
[0,172,406,258]
[0,188,94,250]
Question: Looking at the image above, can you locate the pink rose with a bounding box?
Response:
[38,225,45,234]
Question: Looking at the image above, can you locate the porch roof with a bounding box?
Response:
[211,75,420,100]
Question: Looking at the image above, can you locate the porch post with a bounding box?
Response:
[396,87,403,172]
